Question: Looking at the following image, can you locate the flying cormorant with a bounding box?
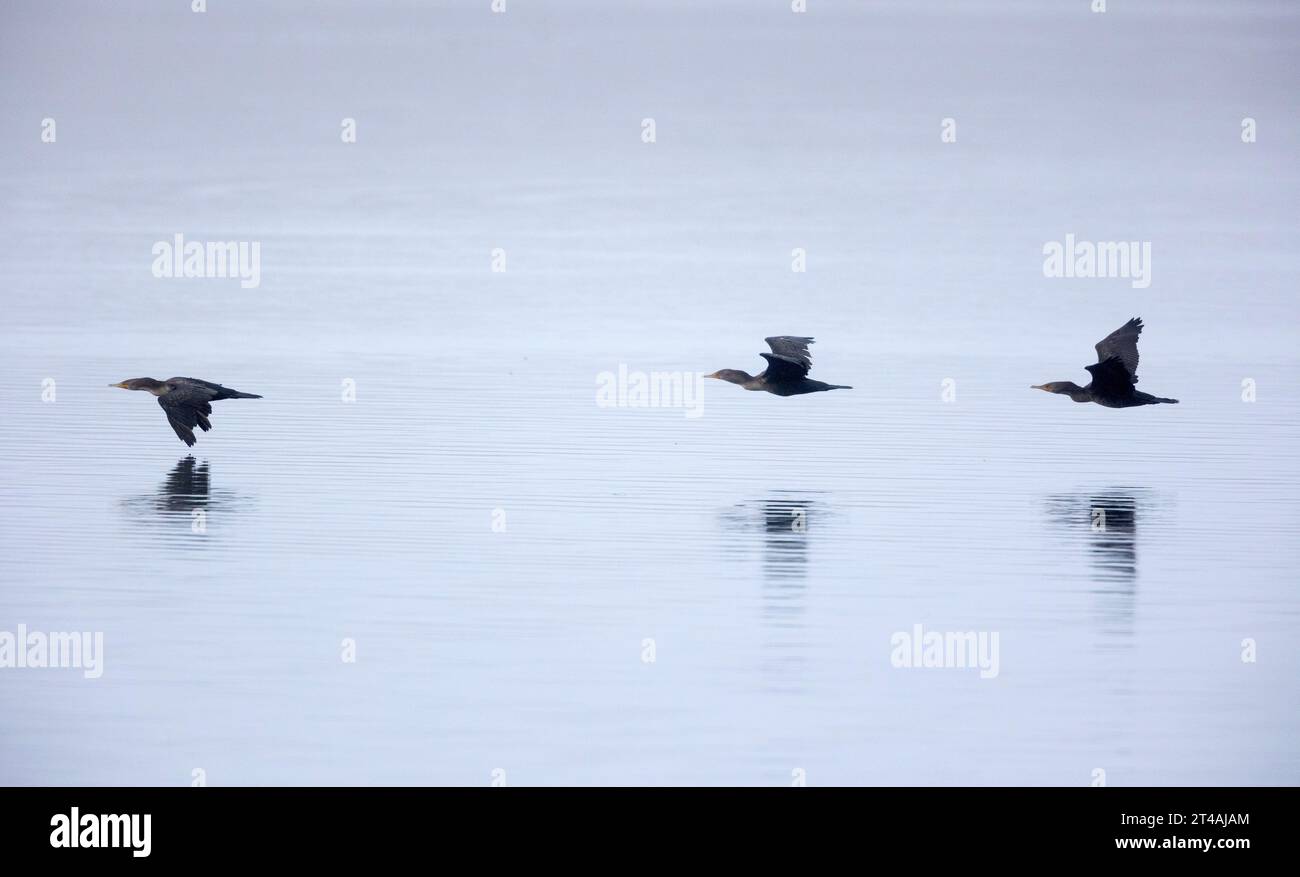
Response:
[1032,318,1178,407]
[111,377,262,446]
[705,336,851,396]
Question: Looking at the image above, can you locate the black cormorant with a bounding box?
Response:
[111,377,262,446]
[1032,318,1178,407]
[705,336,851,396]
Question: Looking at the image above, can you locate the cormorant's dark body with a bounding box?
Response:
[706,337,851,396]
[1032,318,1178,408]
[111,376,262,446]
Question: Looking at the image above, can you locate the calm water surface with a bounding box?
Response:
[1,0,1297,785]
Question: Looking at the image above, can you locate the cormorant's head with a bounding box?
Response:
[111,378,166,394]
[704,369,751,386]
[1031,381,1085,397]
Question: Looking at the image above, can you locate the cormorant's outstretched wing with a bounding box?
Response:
[1085,356,1136,397]
[158,385,214,447]
[1094,318,1142,384]
[760,336,814,383]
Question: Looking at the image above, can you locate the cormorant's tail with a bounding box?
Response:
[827,384,853,391]
[1155,397,1179,404]
[222,390,262,399]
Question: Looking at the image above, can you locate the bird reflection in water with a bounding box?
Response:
[757,497,812,586]
[157,456,211,514]
[1046,489,1144,644]
[122,457,245,536]
[721,492,825,694]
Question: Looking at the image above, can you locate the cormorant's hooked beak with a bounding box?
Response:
[703,372,719,380]
[110,382,128,389]
[1030,384,1048,391]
